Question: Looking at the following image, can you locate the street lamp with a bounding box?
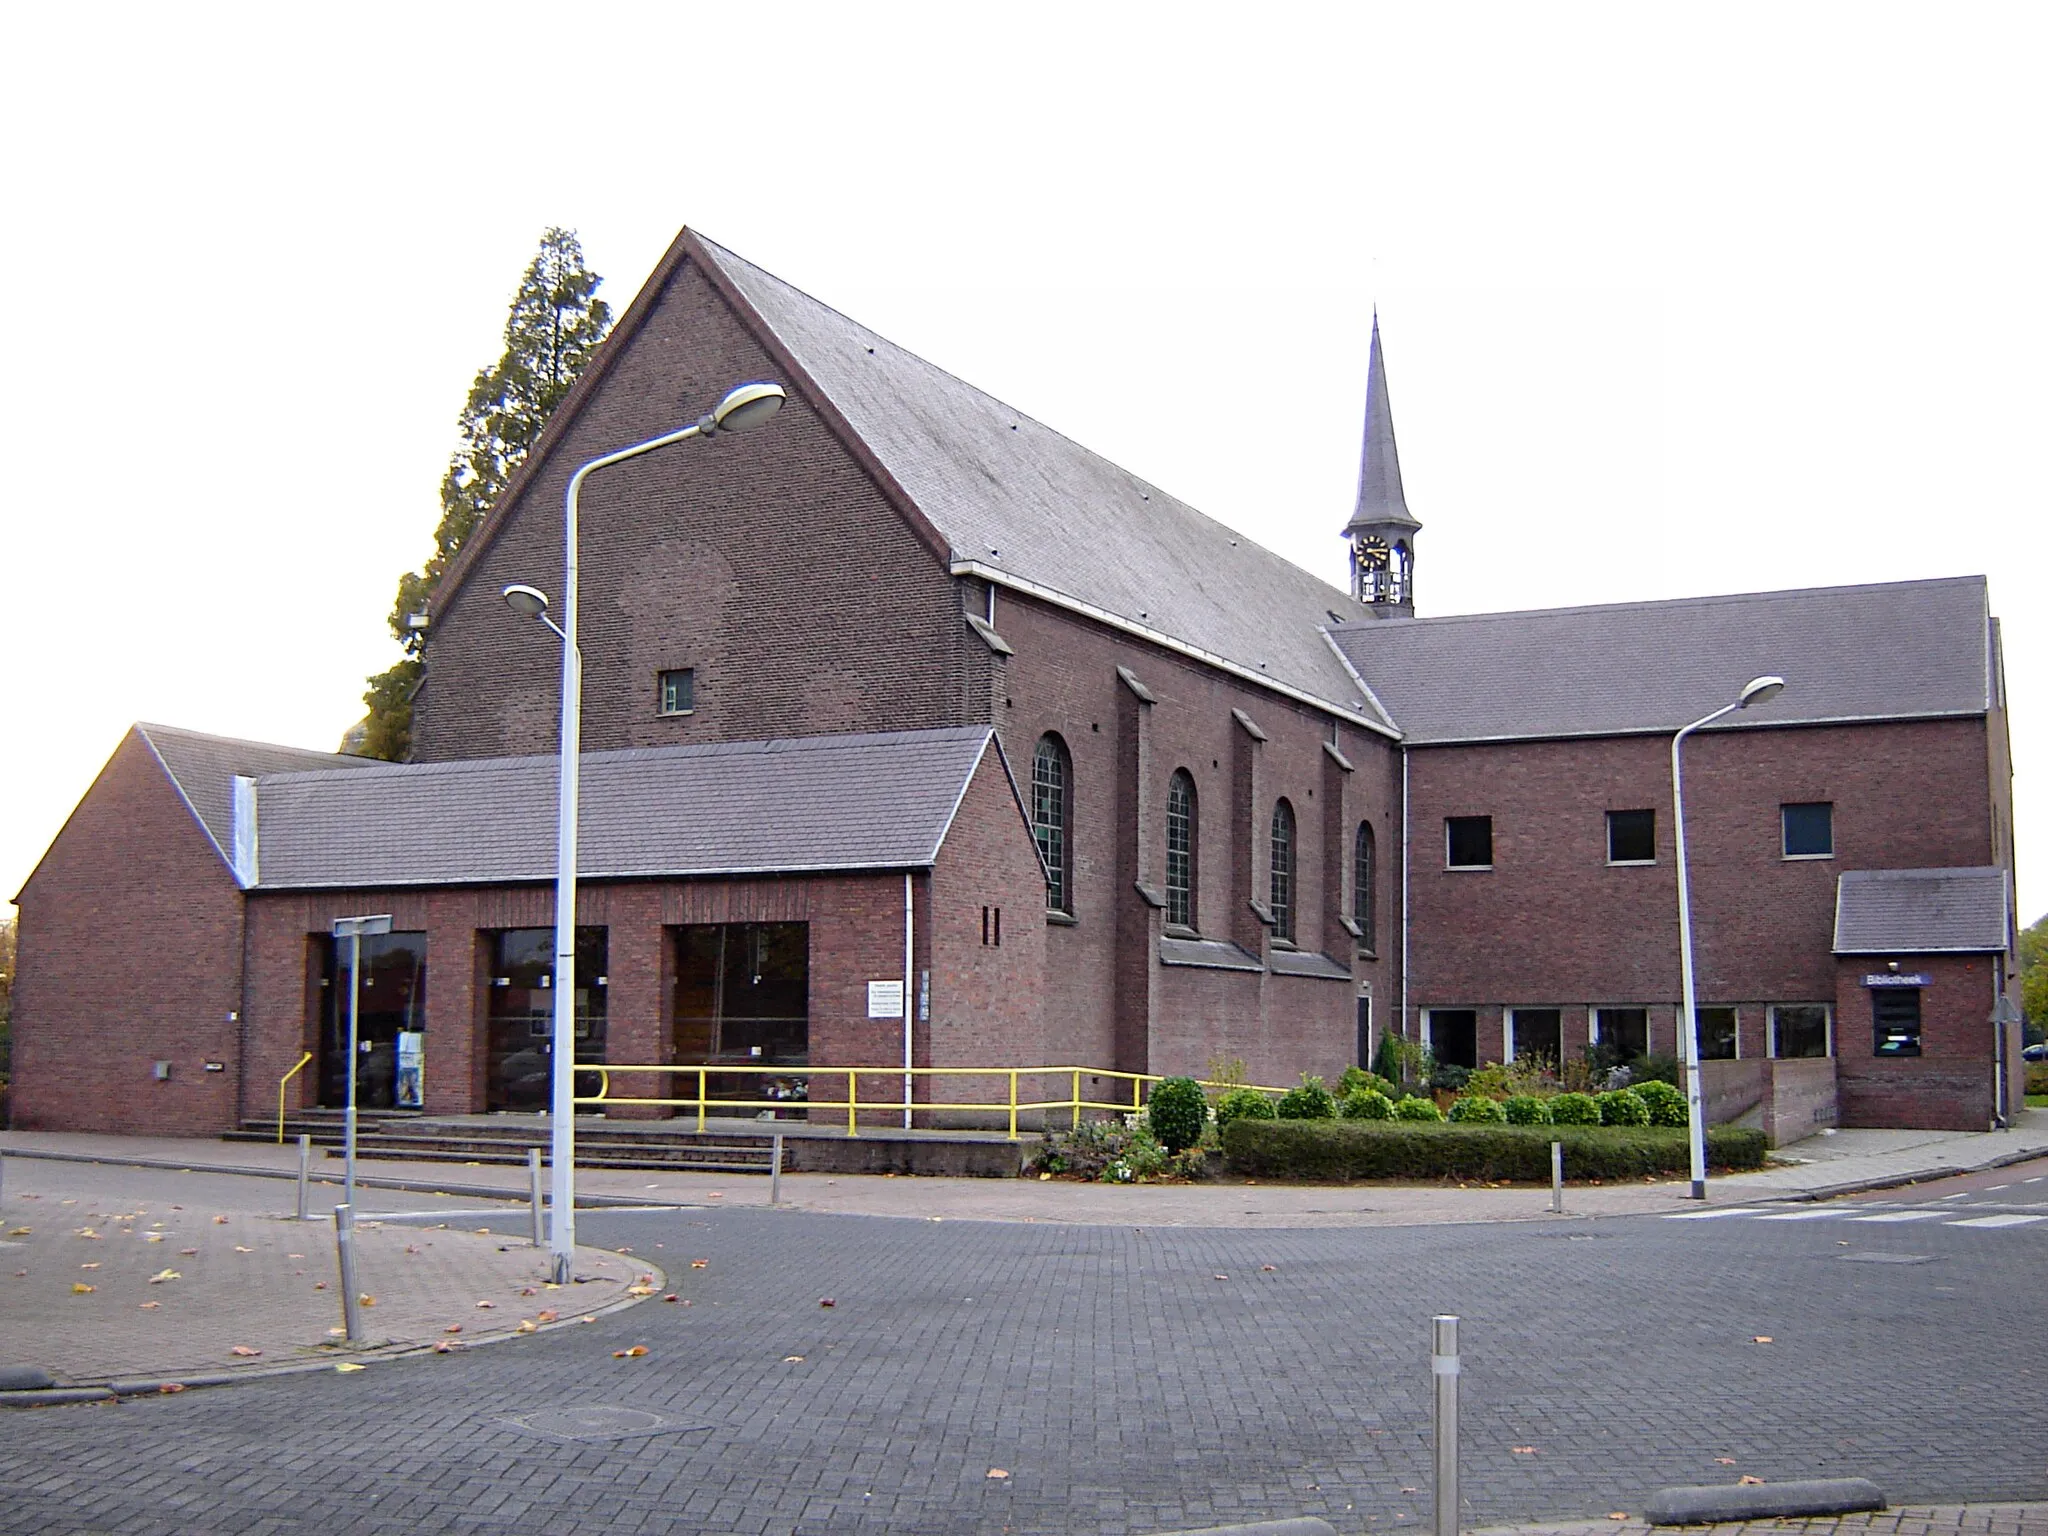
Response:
[502,380,786,1283]
[1672,674,1785,1200]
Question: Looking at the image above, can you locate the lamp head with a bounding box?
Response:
[502,583,551,619]
[709,381,786,434]
[1738,674,1786,709]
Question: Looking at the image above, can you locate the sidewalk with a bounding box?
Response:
[1480,1504,2048,1536]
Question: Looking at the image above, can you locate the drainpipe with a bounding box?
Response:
[1400,745,1411,1044]
[903,873,915,1130]
[1992,954,2011,1129]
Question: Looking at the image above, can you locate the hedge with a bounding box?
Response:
[1220,1118,1768,1182]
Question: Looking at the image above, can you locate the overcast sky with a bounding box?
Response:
[3,3,2041,928]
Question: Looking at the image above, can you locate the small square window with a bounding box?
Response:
[1695,1007,1737,1061]
[1595,1007,1648,1061]
[1446,816,1493,868]
[658,668,695,716]
[1771,1004,1831,1059]
[1606,809,1655,863]
[1872,989,1922,1057]
[1782,801,1833,858]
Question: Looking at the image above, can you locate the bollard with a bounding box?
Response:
[771,1133,784,1206]
[296,1134,312,1222]
[1550,1141,1563,1215]
[334,1204,364,1344]
[528,1148,545,1247]
[1433,1315,1460,1536]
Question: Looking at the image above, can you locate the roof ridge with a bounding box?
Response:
[1330,574,1988,632]
[136,721,373,762]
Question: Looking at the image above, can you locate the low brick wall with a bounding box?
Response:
[1702,1058,1837,1147]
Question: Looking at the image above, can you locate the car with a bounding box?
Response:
[2023,1041,2048,1062]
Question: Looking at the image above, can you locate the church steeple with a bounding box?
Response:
[1344,311,1420,616]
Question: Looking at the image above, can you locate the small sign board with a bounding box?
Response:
[867,980,905,1018]
[1864,973,1931,987]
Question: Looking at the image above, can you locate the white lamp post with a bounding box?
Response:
[1672,674,1786,1201]
[503,381,786,1283]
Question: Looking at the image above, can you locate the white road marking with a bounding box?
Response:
[1946,1213,2047,1229]
[1754,1209,1848,1221]
[1845,1211,1949,1223]
[1661,1208,1765,1220]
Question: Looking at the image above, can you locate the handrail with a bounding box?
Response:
[575,1063,1289,1141]
[277,1051,315,1143]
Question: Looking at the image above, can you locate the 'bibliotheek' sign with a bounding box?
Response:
[1864,973,1930,988]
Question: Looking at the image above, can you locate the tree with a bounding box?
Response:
[0,914,14,1088]
[351,229,614,758]
[2021,911,2047,1043]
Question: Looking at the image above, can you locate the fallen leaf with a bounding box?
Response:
[80,1263,100,1270]
[662,1294,679,1303]
[784,1354,805,1363]
[1039,1171,1053,1181]
[75,1228,100,1239]
[475,1300,497,1309]
[72,1283,96,1294]
[145,1234,164,1242]
[179,1248,199,1256]
[230,1346,261,1358]
[444,1323,463,1334]
[515,1319,538,1333]
[536,1309,558,1323]
[147,1269,182,1284]
[433,1341,454,1354]
[313,1281,327,1291]
[213,1215,229,1225]
[518,1286,537,1296]
[404,1245,421,1255]
[1213,1274,1229,1281]
[1751,1336,1773,1344]
[359,1295,376,1308]
[139,1301,160,1310]
[612,1345,649,1358]
[625,1284,656,1297]
[235,1246,254,1254]
[1739,1476,1765,1486]
[820,1297,836,1308]
[289,1254,305,1260]
[581,1315,597,1323]
[6,1227,28,1236]
[1716,1458,1737,1465]
[1608,1515,1630,1522]
[158,1383,185,1394]
[690,1259,708,1269]
[1513,1446,1537,1455]
[334,1362,365,1373]
[986,1469,1009,1480]
[1262,1265,1277,1272]
[327,1327,347,1337]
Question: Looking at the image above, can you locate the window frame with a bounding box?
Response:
[1594,1006,1650,1062]
[656,667,696,717]
[1694,1005,1739,1061]
[1605,808,1656,865]
[1269,797,1297,944]
[1165,769,1198,933]
[1445,815,1493,870]
[1769,1003,1833,1059]
[1781,801,1835,860]
[1353,820,1377,953]
[1032,734,1073,916]
[1871,988,1923,1058]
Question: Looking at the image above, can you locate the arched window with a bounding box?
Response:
[1269,798,1296,943]
[1165,770,1197,930]
[1032,734,1072,914]
[1354,820,1376,952]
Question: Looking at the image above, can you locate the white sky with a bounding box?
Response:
[3,3,2041,928]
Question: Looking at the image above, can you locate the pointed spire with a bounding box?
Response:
[1345,311,1419,535]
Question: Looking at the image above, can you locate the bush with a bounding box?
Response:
[1631,1078,1689,1128]
[1430,1063,1472,1094]
[1447,1094,1507,1124]
[1597,1088,1651,1126]
[1501,1094,1552,1125]
[1339,1066,1399,1100]
[1147,1076,1208,1153]
[1220,1119,1770,1182]
[1277,1074,1338,1120]
[1394,1094,1443,1122]
[1034,1116,1168,1181]
[1626,1053,1683,1088]
[1549,1092,1600,1125]
[1215,1087,1278,1129]
[1342,1088,1394,1120]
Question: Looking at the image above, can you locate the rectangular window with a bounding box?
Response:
[1781,801,1833,858]
[1424,1009,1478,1070]
[1872,989,1922,1057]
[1446,816,1493,868]
[1771,1004,1832,1059]
[1595,1007,1648,1061]
[658,668,696,716]
[1509,1008,1563,1068]
[1606,809,1656,864]
[1696,1006,1738,1061]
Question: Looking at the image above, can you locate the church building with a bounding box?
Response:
[11,228,2023,1142]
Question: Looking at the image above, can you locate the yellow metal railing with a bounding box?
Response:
[577,1064,1287,1141]
[277,1051,314,1143]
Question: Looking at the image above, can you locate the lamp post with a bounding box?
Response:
[1672,674,1785,1201]
[503,381,786,1283]
[329,913,393,1210]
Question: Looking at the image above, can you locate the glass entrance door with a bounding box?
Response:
[672,923,809,1112]
[485,928,607,1112]
[319,932,428,1109]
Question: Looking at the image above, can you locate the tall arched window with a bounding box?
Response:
[1032,734,1072,914]
[1269,798,1296,943]
[1354,820,1376,952]
[1165,769,1197,930]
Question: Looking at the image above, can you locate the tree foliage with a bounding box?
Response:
[2022,911,2047,1040]
[352,229,613,758]
[0,915,15,1082]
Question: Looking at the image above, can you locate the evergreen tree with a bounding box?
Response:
[351,228,613,759]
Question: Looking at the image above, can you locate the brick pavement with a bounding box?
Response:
[1,1196,2043,1535]
[1485,1507,2048,1536]
[0,1161,653,1386]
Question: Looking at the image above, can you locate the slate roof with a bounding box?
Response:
[1344,313,1418,536]
[1327,576,1992,744]
[137,723,382,873]
[250,726,1006,890]
[695,237,1389,727]
[1833,867,2012,954]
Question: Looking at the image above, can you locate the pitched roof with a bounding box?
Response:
[1344,312,1418,535]
[1833,867,2012,954]
[251,726,1009,890]
[136,723,382,873]
[692,236,1389,728]
[1327,575,1992,744]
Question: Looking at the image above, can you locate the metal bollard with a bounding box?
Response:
[771,1133,784,1206]
[528,1148,545,1247]
[296,1134,312,1222]
[1433,1315,1460,1536]
[334,1204,364,1344]
[1551,1141,1563,1215]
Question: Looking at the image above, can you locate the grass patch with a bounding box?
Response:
[1221,1118,1768,1182]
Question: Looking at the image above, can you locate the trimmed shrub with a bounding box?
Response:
[1147,1076,1208,1153]
[1277,1074,1338,1121]
[1215,1087,1278,1130]
[1342,1087,1394,1120]
[1597,1088,1651,1127]
[1626,1053,1683,1088]
[1549,1092,1600,1126]
[2027,1064,2048,1098]
[1430,1063,1472,1094]
[1631,1078,1689,1128]
[1339,1066,1400,1101]
[1394,1094,1443,1122]
[1447,1093,1507,1124]
[1220,1118,1770,1182]
[1501,1094,1553,1125]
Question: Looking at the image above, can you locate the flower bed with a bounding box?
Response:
[1220,1118,1767,1182]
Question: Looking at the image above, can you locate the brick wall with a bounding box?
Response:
[1833,953,2002,1130]
[11,731,246,1134]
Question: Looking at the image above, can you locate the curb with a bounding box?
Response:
[1645,1477,1886,1524]
[1147,1522,1338,1536]
[0,1253,668,1408]
[1758,1142,2048,1203]
[0,1146,684,1209]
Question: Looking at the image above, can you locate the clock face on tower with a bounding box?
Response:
[1356,535,1391,571]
